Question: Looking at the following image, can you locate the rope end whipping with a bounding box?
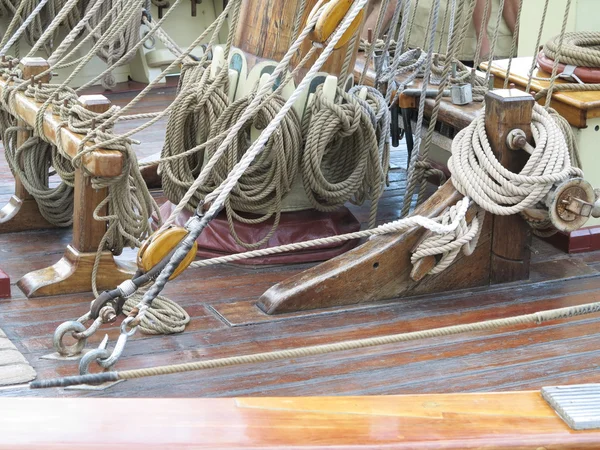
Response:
[29,372,119,389]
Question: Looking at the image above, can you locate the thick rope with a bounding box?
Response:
[449,103,582,216]
[160,63,230,213]
[412,204,485,276]
[2,126,73,226]
[302,85,389,228]
[190,197,472,268]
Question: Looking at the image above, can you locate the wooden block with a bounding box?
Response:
[258,182,492,314]
[0,197,56,233]
[17,246,134,298]
[0,270,10,299]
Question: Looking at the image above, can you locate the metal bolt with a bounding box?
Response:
[99,306,117,324]
[506,129,528,150]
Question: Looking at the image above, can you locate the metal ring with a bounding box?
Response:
[121,316,139,337]
[142,30,156,50]
[79,348,112,376]
[53,321,87,357]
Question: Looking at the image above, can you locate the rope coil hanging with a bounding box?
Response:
[160,63,230,212]
[203,93,303,249]
[302,85,390,228]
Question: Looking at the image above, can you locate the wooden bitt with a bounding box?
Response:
[17,95,134,298]
[484,89,534,284]
[258,181,492,314]
[0,57,56,234]
[0,392,598,448]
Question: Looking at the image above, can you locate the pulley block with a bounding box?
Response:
[307,0,365,50]
[546,178,595,233]
[137,227,197,281]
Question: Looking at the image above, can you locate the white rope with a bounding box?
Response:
[0,0,51,57]
[449,103,583,216]
[190,197,472,268]
[411,205,485,276]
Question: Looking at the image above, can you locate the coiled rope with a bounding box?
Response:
[2,126,74,226]
[544,31,600,68]
[160,63,230,212]
[449,103,582,216]
[534,32,600,102]
[202,94,303,249]
[411,203,485,276]
[302,85,390,228]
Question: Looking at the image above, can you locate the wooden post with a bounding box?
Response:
[0,57,57,233]
[71,95,111,253]
[17,95,134,298]
[484,89,534,284]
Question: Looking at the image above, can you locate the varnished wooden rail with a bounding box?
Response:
[0,391,597,448]
[0,59,123,177]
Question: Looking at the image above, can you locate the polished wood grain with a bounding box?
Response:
[258,181,492,314]
[0,392,598,449]
[483,57,600,128]
[485,89,533,283]
[235,0,364,77]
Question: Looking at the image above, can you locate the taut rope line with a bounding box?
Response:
[31,298,600,389]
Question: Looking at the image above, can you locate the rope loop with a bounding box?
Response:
[301,85,390,227]
[412,204,485,276]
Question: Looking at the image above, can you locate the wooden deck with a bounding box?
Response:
[0,86,600,398]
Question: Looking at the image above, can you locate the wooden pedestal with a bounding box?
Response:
[17,95,134,297]
[258,89,533,314]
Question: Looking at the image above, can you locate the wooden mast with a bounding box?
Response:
[234,0,362,77]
